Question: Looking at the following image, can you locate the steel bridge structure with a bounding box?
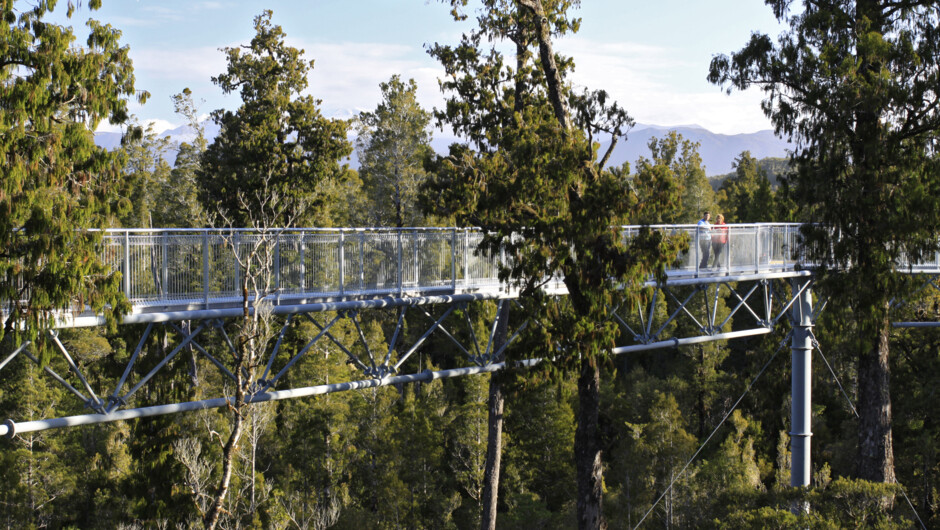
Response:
[1,223,939,491]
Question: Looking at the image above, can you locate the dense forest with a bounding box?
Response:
[1,1,939,529]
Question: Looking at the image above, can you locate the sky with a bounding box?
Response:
[58,1,787,135]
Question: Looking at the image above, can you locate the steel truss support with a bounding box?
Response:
[2,273,815,437]
[613,276,806,347]
[0,327,771,438]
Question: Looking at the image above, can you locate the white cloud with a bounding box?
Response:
[143,118,176,134]
[127,35,773,137]
[95,121,124,134]
[131,45,226,82]
[557,37,773,134]
[301,41,445,117]
[95,118,179,134]
[139,5,186,22]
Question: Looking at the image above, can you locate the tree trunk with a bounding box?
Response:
[204,395,245,529]
[520,0,571,131]
[851,0,895,485]
[697,346,705,438]
[480,302,510,530]
[857,312,896,483]
[575,358,606,530]
[204,279,252,529]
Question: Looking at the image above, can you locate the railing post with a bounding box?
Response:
[274,231,281,299]
[359,231,365,292]
[790,278,814,493]
[233,232,240,295]
[694,227,700,276]
[123,231,131,298]
[300,233,306,293]
[726,226,732,271]
[500,240,506,290]
[397,230,403,296]
[202,230,209,309]
[161,231,168,301]
[413,230,419,290]
[754,225,761,273]
[338,231,345,297]
[451,228,457,292]
[464,229,470,286]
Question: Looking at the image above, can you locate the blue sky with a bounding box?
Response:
[63,1,786,135]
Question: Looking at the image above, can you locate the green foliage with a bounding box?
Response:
[635,131,715,223]
[723,477,912,529]
[199,10,352,227]
[623,391,697,526]
[716,151,777,223]
[711,156,789,190]
[425,0,684,376]
[0,0,139,356]
[157,89,208,227]
[117,119,174,227]
[502,378,576,512]
[355,76,433,227]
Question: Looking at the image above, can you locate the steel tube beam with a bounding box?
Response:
[790,279,814,489]
[0,364,512,437]
[50,332,103,411]
[111,323,154,400]
[0,341,29,372]
[611,327,772,355]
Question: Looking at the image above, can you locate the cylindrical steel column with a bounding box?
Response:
[790,279,813,488]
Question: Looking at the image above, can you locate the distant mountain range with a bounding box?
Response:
[600,123,791,175]
[94,121,222,152]
[95,120,790,176]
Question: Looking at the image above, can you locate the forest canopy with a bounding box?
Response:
[0,2,937,529]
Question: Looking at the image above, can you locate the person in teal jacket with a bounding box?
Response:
[697,211,711,269]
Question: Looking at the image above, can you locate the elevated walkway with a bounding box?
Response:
[65,223,826,327]
[3,222,938,459]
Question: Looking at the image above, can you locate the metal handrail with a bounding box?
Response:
[96,223,812,307]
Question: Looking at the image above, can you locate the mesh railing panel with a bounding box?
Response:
[90,225,853,306]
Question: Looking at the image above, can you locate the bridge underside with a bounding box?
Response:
[2,271,814,437]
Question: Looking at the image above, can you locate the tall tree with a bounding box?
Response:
[355,75,433,227]
[639,132,715,223]
[427,1,684,527]
[203,190,298,529]
[157,88,208,228]
[709,1,940,483]
[117,119,173,227]
[199,10,352,227]
[716,151,775,223]
[0,0,140,355]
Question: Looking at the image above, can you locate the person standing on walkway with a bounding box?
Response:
[711,214,729,269]
[697,211,711,269]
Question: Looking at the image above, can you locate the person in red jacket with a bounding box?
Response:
[711,214,729,269]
